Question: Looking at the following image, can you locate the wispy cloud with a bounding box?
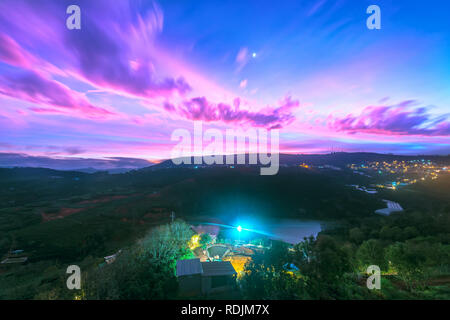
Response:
[166,96,299,129]
[0,0,448,158]
[328,100,450,137]
[235,47,250,73]
[0,70,115,119]
[307,0,327,17]
[0,0,191,102]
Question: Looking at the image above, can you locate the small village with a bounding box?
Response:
[175,224,268,297]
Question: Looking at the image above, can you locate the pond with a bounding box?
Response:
[191,218,324,245]
[266,219,323,244]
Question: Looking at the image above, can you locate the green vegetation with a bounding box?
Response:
[83,221,194,299]
[240,206,450,299]
[0,166,449,299]
[199,233,212,248]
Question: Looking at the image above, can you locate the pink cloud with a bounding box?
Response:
[0,70,115,119]
[165,96,299,129]
[0,0,191,103]
[235,47,250,72]
[0,0,264,127]
[328,100,450,137]
[0,33,33,68]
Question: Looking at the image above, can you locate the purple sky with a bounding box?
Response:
[0,0,449,163]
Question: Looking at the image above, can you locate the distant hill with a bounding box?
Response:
[0,162,385,222]
[0,153,154,173]
[1,152,449,173]
[147,152,450,170]
[0,154,448,266]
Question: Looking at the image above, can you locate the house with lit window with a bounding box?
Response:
[176,258,236,296]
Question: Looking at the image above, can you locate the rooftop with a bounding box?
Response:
[1,257,28,264]
[375,200,403,215]
[176,258,203,277]
[176,258,236,277]
[201,261,236,277]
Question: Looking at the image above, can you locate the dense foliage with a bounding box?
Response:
[83,221,194,299]
[0,166,449,299]
[240,207,450,299]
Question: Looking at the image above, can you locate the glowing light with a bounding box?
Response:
[225,256,251,278]
[189,234,200,250]
[237,225,242,232]
[252,52,257,58]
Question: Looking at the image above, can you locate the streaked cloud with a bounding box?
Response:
[0,0,449,159]
[166,96,299,129]
[0,70,115,119]
[328,101,450,137]
[235,47,250,72]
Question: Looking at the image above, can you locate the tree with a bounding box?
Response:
[379,226,396,241]
[84,220,193,299]
[240,252,304,300]
[265,240,290,271]
[80,233,106,257]
[402,226,419,240]
[84,247,179,299]
[293,235,353,299]
[138,220,193,261]
[356,239,386,271]
[385,242,428,290]
[349,227,365,244]
[199,233,212,248]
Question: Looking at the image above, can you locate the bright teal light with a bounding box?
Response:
[237,225,242,232]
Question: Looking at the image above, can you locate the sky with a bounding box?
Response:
[0,0,449,163]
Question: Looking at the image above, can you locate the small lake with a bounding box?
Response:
[265,219,323,244]
[191,218,324,245]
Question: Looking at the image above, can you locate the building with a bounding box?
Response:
[104,249,122,264]
[176,258,236,296]
[0,249,28,268]
[0,257,28,269]
[375,200,404,215]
